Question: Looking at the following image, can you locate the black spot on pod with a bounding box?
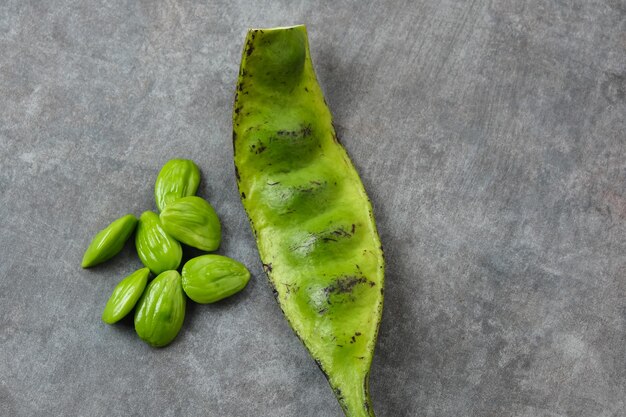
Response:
[241,192,246,199]
[333,388,344,400]
[324,276,370,295]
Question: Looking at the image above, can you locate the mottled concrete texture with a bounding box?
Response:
[0,0,625,416]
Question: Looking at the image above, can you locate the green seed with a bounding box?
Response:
[154,159,201,212]
[160,196,221,251]
[81,214,137,268]
[135,211,182,274]
[181,255,250,304]
[134,270,186,347]
[102,267,150,324]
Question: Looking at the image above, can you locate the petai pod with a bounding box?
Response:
[233,26,384,417]
[160,196,221,251]
[135,211,182,274]
[181,255,250,304]
[134,270,186,347]
[82,214,137,268]
[102,267,150,324]
[154,159,201,212]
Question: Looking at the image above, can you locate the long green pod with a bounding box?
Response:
[233,25,384,417]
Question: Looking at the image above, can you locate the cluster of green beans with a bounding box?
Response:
[82,159,250,347]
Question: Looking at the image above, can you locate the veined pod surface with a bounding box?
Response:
[154,159,201,212]
[102,267,150,324]
[181,255,250,304]
[233,26,384,417]
[160,196,221,251]
[81,214,137,268]
[134,270,186,347]
[135,211,182,274]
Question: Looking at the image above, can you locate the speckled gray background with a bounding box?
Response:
[1,0,625,416]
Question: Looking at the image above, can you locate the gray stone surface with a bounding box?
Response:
[0,0,625,416]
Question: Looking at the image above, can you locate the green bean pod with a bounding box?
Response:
[233,25,384,417]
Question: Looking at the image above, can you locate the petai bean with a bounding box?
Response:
[181,255,250,304]
[102,267,150,324]
[135,211,182,274]
[154,159,200,212]
[160,196,221,251]
[134,270,186,347]
[82,214,137,268]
